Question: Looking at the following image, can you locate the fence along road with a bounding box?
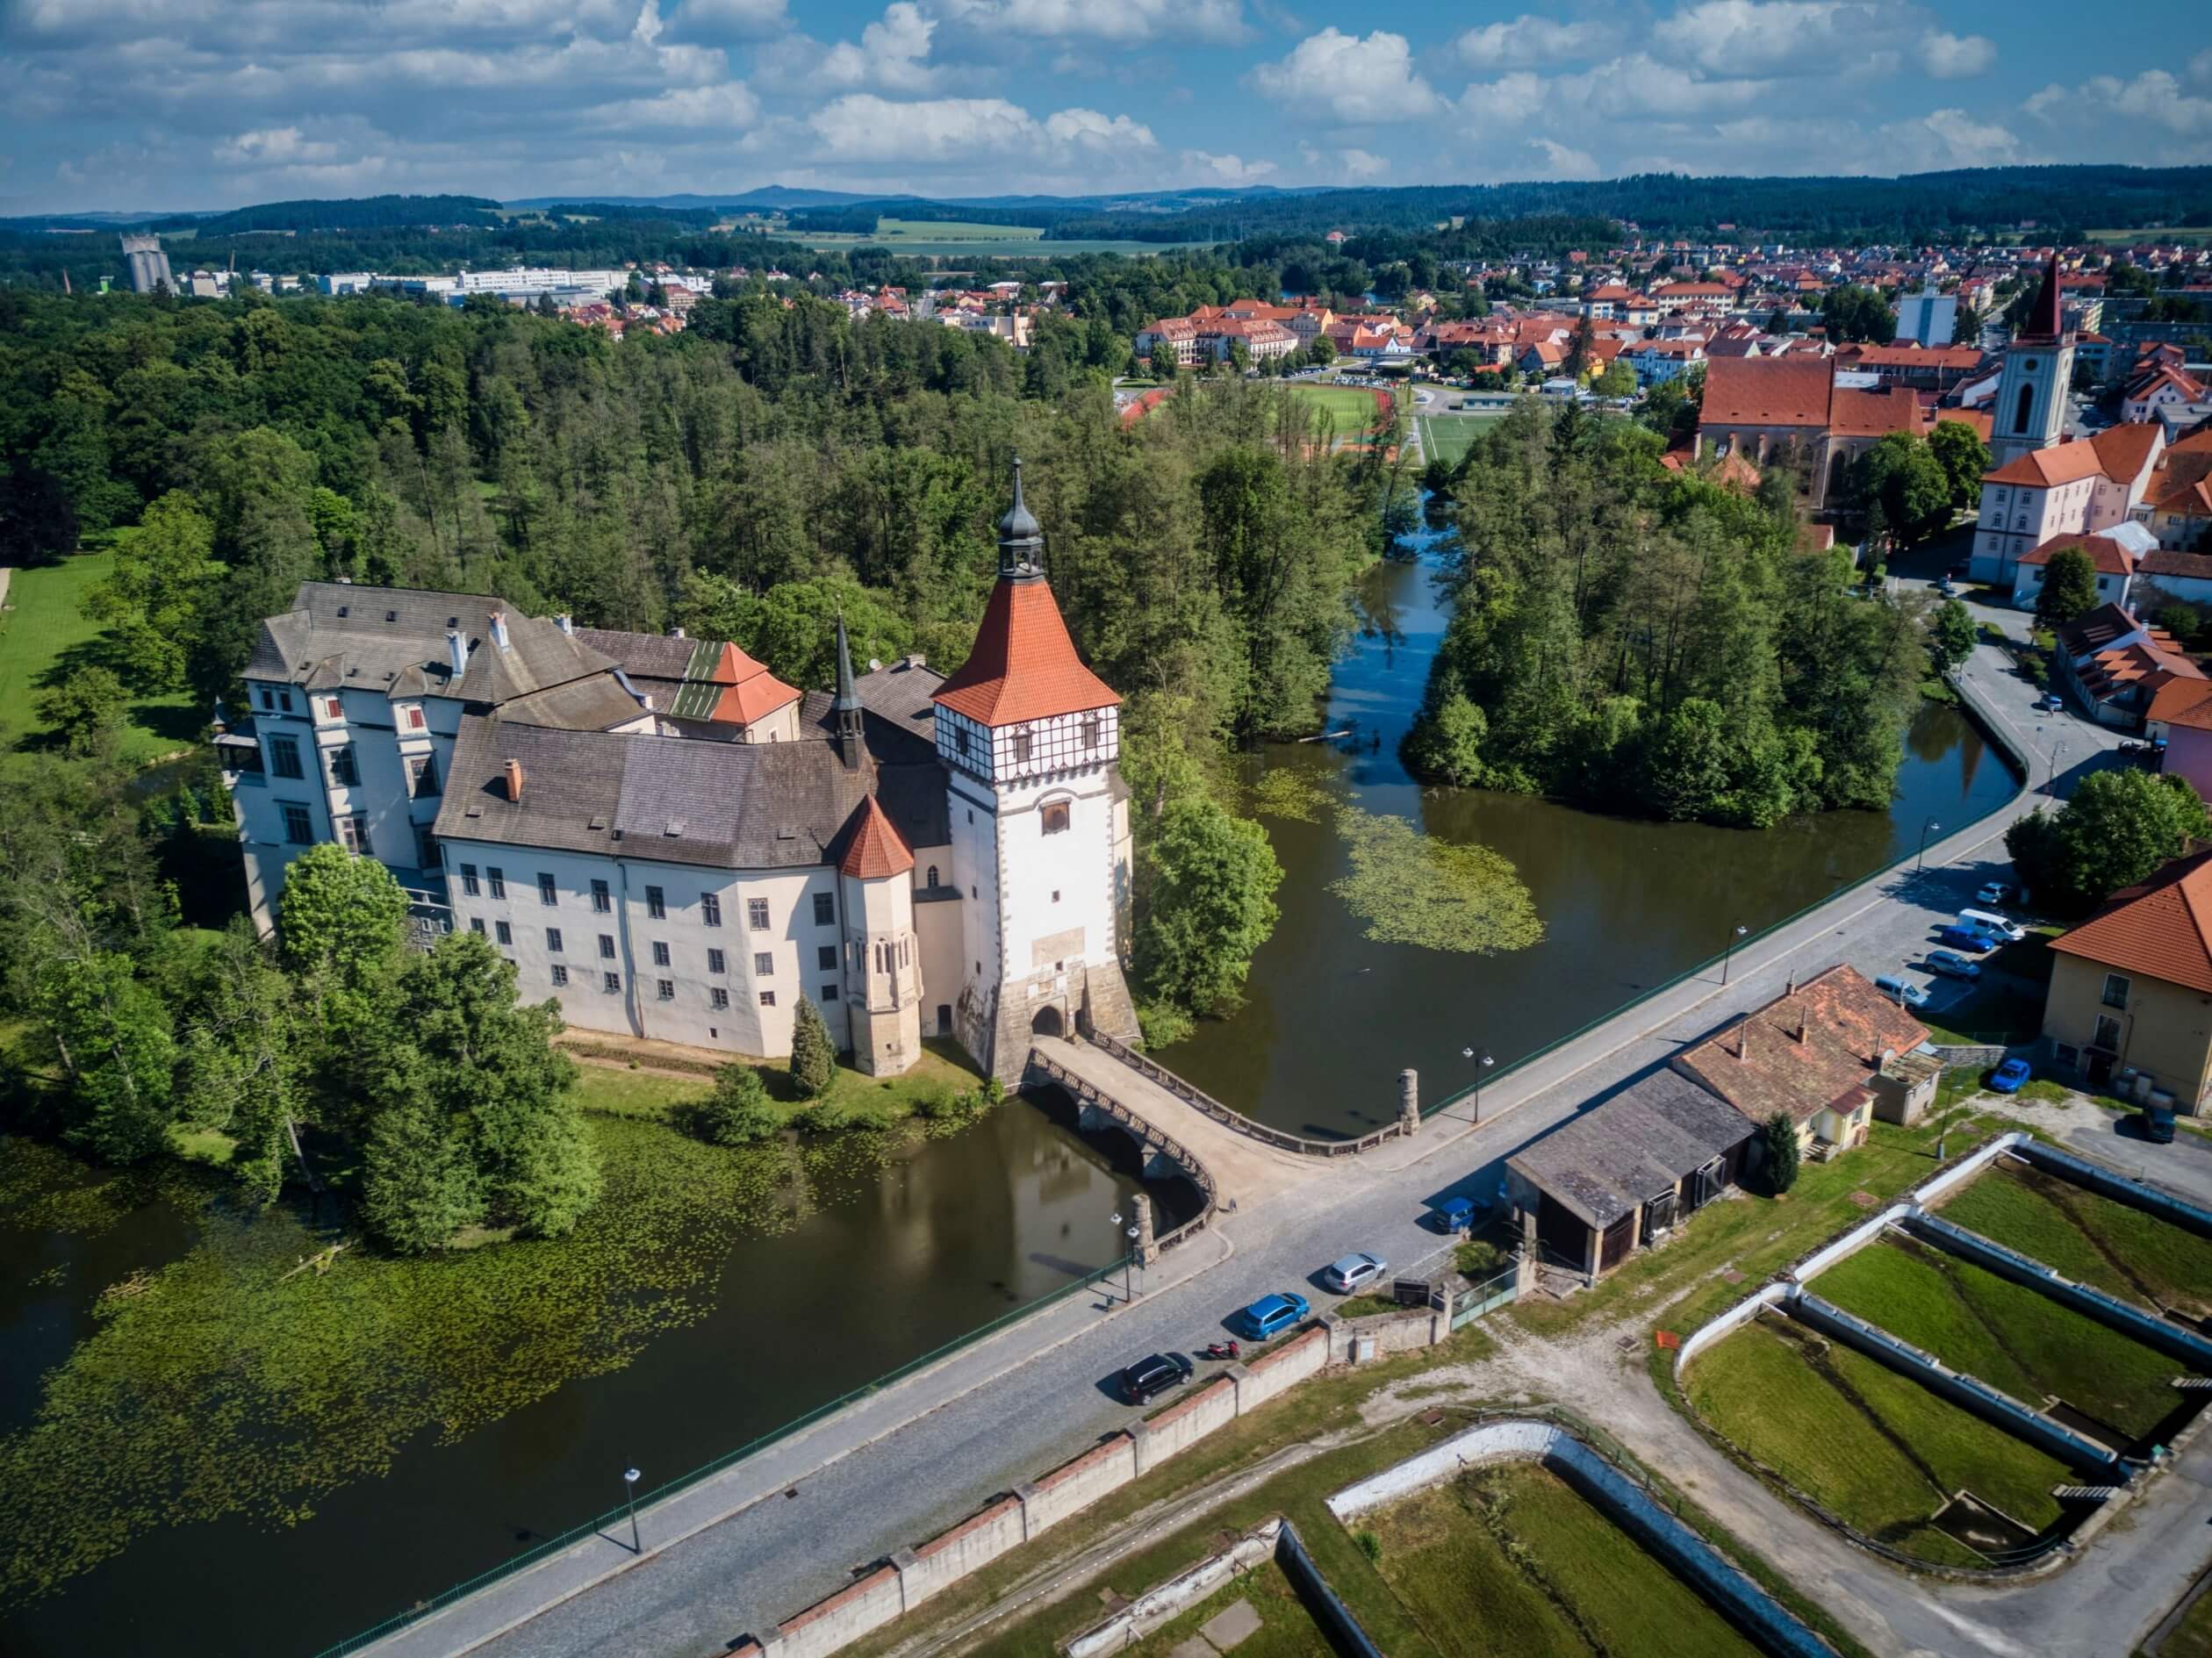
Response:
[366,635,2183,1658]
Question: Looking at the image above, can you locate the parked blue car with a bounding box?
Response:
[1939,924,2003,953]
[1989,1059,2033,1094]
[1240,1292,1311,1340]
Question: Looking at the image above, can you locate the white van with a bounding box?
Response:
[1957,908,2026,943]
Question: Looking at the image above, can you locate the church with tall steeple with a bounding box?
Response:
[1988,250,2075,470]
[216,460,1136,1080]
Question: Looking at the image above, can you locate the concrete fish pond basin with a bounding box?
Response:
[1928,1489,2041,1556]
[1324,1418,1835,1658]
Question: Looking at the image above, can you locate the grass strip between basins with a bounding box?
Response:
[1684,1315,2071,1568]
[1936,1162,2212,1310]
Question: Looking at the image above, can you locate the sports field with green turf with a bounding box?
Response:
[1289,384,1390,431]
[1415,411,1503,468]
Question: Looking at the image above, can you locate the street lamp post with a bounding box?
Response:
[1461,1044,1494,1119]
[1110,1212,1134,1303]
[622,1468,641,1554]
[1720,923,1749,986]
[1916,816,1941,872]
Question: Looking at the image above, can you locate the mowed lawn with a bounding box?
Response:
[1935,1163,2212,1311]
[1122,1558,1333,1658]
[1813,1236,2187,1439]
[1367,1464,1763,1658]
[1686,1315,2072,1564]
[0,544,201,769]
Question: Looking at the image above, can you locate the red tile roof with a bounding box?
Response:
[933,577,1119,727]
[2018,533,2139,574]
[2091,422,2166,486]
[2149,676,2212,733]
[1672,964,1928,1127]
[1828,385,1929,439]
[1700,355,1833,427]
[2050,848,2212,995]
[1984,439,2112,489]
[837,793,915,879]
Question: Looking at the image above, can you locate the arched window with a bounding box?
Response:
[926,865,939,888]
[2013,382,2036,436]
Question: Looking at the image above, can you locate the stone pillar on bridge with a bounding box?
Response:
[1398,1068,1419,1137]
[1133,1191,1156,1266]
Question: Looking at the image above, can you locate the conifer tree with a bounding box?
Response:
[789,997,837,1099]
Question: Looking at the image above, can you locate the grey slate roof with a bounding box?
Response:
[1507,1069,1756,1231]
[434,707,949,871]
[571,628,699,681]
[245,581,614,706]
[498,675,650,732]
[853,658,943,744]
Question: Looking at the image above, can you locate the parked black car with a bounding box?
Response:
[2145,1103,2177,1145]
[1118,1353,1193,1404]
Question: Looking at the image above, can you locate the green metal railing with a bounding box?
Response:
[306,1252,1131,1658]
[1422,676,2033,1123]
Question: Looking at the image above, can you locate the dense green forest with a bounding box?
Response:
[1404,403,1930,829]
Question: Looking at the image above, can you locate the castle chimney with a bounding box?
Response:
[446,629,467,674]
[557,613,574,637]
[671,625,686,640]
[1795,1016,1808,1044]
[504,758,524,803]
[489,612,510,651]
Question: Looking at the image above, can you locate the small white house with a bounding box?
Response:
[2011,523,2157,611]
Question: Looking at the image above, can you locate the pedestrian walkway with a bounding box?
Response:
[1031,1035,1318,1209]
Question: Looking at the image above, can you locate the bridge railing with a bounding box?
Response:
[1028,1044,1220,1258]
[1079,1026,1405,1157]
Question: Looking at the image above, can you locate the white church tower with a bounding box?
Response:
[933,460,1139,1080]
[1989,251,2074,470]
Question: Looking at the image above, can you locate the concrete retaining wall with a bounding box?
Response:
[1020,1435,1139,1536]
[894,1495,1027,1609]
[1791,1292,2122,1475]
[1275,1519,1386,1658]
[1791,1202,1914,1282]
[1343,1310,1438,1355]
[762,1565,905,1658]
[1327,1419,1834,1658]
[1064,1523,1280,1657]
[1676,1281,1792,1374]
[2013,1140,2212,1239]
[1232,1326,1329,1413]
[1132,1378,1238,1475]
[1918,1130,2029,1208]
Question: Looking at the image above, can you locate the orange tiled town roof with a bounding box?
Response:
[837,793,915,879]
[932,577,1119,727]
[2149,675,2212,733]
[1984,439,2114,489]
[1671,964,1928,1127]
[2050,848,2212,995]
[1700,355,1835,427]
[2018,532,2140,574]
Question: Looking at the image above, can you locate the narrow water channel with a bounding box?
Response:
[1158,515,2023,1137]
[0,1099,1195,1658]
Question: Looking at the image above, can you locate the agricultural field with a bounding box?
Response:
[1364,1463,1763,1658]
[2088,227,2212,245]
[1686,1314,2072,1566]
[0,543,202,772]
[1813,1236,2190,1440]
[794,219,1190,258]
[1121,1558,1333,1658]
[1935,1162,2212,1312]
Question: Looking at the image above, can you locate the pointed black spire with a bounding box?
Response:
[996,456,1044,579]
[834,610,864,769]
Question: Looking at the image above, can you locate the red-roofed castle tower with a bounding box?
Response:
[933,461,1139,1078]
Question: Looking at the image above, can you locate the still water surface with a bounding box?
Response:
[1160,520,2022,1137]
[0,1099,1191,1658]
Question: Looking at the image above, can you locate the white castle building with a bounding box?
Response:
[216,463,1139,1080]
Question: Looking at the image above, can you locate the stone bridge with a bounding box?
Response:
[1024,1031,1418,1252]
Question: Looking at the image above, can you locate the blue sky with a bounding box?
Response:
[2,0,2208,214]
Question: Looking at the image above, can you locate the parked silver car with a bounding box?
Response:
[1323,1252,1389,1294]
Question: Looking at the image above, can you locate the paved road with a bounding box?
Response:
[384,628,2201,1658]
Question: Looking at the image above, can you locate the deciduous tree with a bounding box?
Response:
[2035,546,2099,625]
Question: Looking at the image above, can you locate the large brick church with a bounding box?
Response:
[215,463,1139,1081]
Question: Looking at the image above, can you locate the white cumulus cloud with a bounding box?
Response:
[1653,0,1885,76]
[1455,16,1603,68]
[941,0,1246,44]
[2026,68,2212,155]
[213,125,339,163]
[1879,105,2024,166]
[1183,148,1276,183]
[589,79,757,126]
[1251,28,1440,123]
[1920,31,1994,80]
[1528,136,1599,179]
[805,93,1153,164]
[818,3,938,92]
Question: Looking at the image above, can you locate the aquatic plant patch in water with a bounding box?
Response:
[1328,807,1543,955]
[0,1117,798,1605]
